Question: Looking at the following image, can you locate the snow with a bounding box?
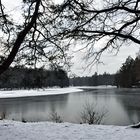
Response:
[0,87,83,98]
[77,85,117,89]
[0,120,140,140]
[0,86,116,98]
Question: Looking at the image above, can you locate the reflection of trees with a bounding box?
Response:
[0,94,69,121]
[1,89,140,124]
[114,88,140,124]
[79,89,140,125]
[46,94,69,113]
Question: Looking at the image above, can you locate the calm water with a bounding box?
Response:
[0,88,140,125]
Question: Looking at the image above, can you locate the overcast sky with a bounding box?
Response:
[70,44,139,76]
[2,0,140,77]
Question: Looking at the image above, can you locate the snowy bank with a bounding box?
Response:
[0,86,117,98]
[0,120,140,140]
[0,87,83,98]
[77,85,117,89]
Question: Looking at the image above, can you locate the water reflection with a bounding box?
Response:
[0,94,69,122]
[114,88,140,124]
[0,88,140,125]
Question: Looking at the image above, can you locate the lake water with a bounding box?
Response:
[0,87,140,125]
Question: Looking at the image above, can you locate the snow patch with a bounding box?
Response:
[0,87,83,98]
[0,120,139,140]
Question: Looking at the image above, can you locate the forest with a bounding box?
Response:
[70,73,115,86]
[0,67,69,89]
[70,53,140,88]
[0,53,140,89]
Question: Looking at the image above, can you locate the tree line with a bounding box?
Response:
[70,72,115,86]
[0,67,69,89]
[115,54,140,88]
[1,53,140,89]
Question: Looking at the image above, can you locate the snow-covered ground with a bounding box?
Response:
[0,87,83,98]
[0,120,140,140]
[0,86,116,98]
[77,85,117,89]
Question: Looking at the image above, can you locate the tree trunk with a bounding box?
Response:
[0,0,41,75]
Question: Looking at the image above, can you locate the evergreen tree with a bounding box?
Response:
[115,56,135,88]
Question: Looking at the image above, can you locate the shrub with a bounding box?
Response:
[0,112,6,120]
[80,102,107,125]
[50,112,63,123]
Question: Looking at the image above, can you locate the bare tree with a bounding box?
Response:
[1,0,140,75]
[52,0,140,66]
[0,0,70,75]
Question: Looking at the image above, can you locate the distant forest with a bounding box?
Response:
[69,73,115,86]
[70,53,140,88]
[0,53,140,89]
[0,67,116,89]
[0,67,69,89]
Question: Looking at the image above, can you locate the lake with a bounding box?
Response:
[0,87,140,125]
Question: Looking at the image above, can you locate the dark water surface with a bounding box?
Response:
[0,87,140,125]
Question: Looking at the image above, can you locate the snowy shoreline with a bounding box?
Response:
[0,87,83,98]
[0,86,116,98]
[0,120,140,140]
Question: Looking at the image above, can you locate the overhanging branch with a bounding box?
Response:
[0,0,41,75]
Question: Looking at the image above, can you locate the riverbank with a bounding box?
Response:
[0,87,83,98]
[0,120,139,140]
[0,86,117,98]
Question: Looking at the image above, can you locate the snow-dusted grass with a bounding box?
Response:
[0,120,140,140]
[0,87,83,98]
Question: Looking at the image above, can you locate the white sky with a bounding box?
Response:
[71,44,139,76]
[1,0,140,77]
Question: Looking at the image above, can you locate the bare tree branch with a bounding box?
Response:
[0,0,41,74]
[51,0,140,67]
